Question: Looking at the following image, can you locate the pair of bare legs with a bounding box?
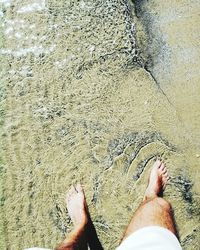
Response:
[55,160,178,250]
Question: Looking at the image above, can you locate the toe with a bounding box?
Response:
[71,185,77,194]
[162,178,167,187]
[160,163,165,171]
[153,159,162,169]
[76,183,83,193]
[66,187,73,201]
[163,174,170,183]
[164,172,168,177]
[66,185,77,204]
[68,185,76,196]
[163,175,168,181]
[162,168,167,174]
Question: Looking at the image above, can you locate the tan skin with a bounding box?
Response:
[55,160,178,250]
[55,184,103,250]
[122,160,178,241]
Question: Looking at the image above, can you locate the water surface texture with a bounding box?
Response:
[0,0,200,249]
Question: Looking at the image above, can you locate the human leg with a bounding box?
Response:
[55,184,103,250]
[121,160,177,242]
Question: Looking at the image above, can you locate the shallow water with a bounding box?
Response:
[0,1,200,249]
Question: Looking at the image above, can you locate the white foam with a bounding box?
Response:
[8,69,16,75]
[17,0,46,14]
[19,66,32,76]
[6,19,25,25]
[80,0,86,9]
[0,44,56,57]
[54,59,67,68]
[5,26,13,35]
[0,0,12,7]
[0,48,12,54]
[5,19,26,31]
[15,32,23,38]
[54,55,76,68]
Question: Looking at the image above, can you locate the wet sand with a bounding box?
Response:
[0,1,200,249]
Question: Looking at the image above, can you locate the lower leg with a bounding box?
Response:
[123,197,177,240]
[55,184,88,250]
[56,225,87,250]
[122,160,177,242]
[55,184,103,250]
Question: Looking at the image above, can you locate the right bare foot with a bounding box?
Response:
[66,184,89,228]
[144,160,169,200]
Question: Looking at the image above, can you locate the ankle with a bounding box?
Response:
[74,218,88,231]
[143,191,158,201]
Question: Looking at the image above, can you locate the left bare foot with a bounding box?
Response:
[66,184,88,228]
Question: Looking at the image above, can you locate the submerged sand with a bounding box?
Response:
[0,1,200,249]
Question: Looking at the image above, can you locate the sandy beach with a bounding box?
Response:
[0,1,199,249]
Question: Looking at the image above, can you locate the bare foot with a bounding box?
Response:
[66,184,88,228]
[144,160,169,200]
